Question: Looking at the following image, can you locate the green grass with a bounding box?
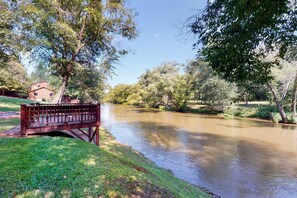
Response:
[0,96,34,112]
[0,129,209,198]
[221,105,297,123]
[187,101,296,123]
[0,118,20,134]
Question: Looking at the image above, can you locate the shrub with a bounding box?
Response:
[252,106,278,119]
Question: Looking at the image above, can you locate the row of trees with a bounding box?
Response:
[107,58,296,122]
[107,61,288,111]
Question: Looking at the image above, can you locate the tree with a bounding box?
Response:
[188,0,297,123]
[7,0,137,103]
[184,60,212,103]
[0,1,13,69]
[138,62,180,108]
[236,82,269,105]
[66,66,107,102]
[106,84,135,104]
[271,61,296,102]
[169,60,211,111]
[287,46,297,118]
[170,76,192,111]
[292,72,297,117]
[0,59,29,96]
[30,64,51,84]
[199,75,238,105]
[125,84,142,106]
[0,1,30,97]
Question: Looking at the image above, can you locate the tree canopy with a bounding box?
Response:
[188,0,297,123]
[189,0,296,83]
[0,1,14,68]
[106,61,241,111]
[2,0,137,102]
[0,59,29,96]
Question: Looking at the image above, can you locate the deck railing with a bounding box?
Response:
[20,103,100,146]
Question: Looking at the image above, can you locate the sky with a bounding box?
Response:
[108,0,207,87]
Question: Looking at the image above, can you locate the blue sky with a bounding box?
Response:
[109,0,207,86]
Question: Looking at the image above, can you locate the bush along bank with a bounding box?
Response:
[221,105,297,124]
[160,104,296,124]
[0,128,212,198]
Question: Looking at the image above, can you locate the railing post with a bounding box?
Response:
[97,103,101,124]
[20,104,27,136]
[95,103,100,146]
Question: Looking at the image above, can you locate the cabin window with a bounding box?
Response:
[37,84,40,87]
[34,92,38,96]
[50,93,53,97]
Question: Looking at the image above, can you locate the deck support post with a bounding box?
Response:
[95,126,99,146]
[95,103,100,146]
[20,104,27,136]
[88,127,92,142]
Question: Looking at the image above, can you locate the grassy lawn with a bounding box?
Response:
[0,96,34,112]
[237,101,270,107]
[0,129,209,198]
[0,118,20,134]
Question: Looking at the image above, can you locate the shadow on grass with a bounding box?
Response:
[0,137,142,197]
[0,134,199,198]
[30,131,74,138]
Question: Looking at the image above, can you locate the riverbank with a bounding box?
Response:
[160,102,297,124]
[0,128,212,197]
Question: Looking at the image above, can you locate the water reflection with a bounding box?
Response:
[101,104,297,198]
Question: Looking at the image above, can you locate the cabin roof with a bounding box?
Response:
[31,81,48,86]
[29,87,54,93]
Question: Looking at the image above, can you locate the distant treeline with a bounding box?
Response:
[105,61,273,110]
[106,60,297,123]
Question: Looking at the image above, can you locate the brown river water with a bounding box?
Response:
[101,104,297,198]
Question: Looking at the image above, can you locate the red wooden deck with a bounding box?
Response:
[20,103,100,146]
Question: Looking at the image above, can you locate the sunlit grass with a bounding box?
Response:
[0,97,34,112]
[0,129,209,198]
[237,101,270,107]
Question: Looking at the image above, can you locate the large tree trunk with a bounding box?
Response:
[292,71,297,117]
[52,75,69,104]
[267,83,288,123]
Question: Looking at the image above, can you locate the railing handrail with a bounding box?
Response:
[20,103,101,146]
[21,103,100,133]
[27,103,95,106]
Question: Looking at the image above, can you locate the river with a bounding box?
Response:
[101,104,297,198]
